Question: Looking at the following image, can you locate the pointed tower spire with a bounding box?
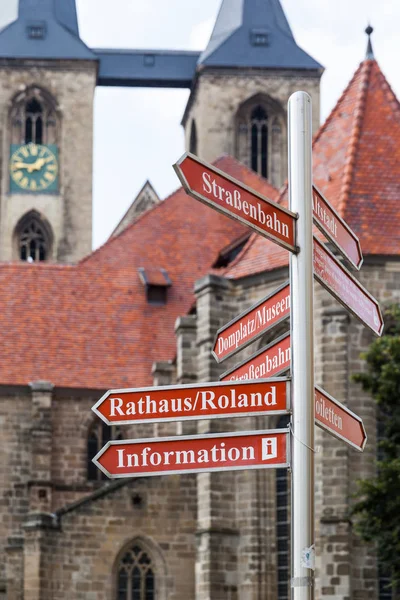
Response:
[198,0,322,70]
[0,0,94,60]
[365,24,375,60]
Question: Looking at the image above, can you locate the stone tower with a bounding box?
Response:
[182,0,323,189]
[0,0,97,263]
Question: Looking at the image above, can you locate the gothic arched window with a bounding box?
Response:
[276,413,290,600]
[235,95,285,188]
[117,544,155,600]
[10,86,58,146]
[251,106,268,177]
[14,211,53,262]
[87,420,123,481]
[189,120,198,155]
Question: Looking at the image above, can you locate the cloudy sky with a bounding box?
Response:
[2,0,400,249]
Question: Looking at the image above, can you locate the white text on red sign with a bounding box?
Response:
[93,430,290,478]
[213,282,290,363]
[312,186,363,270]
[313,238,383,336]
[173,153,297,252]
[92,379,290,426]
[220,332,290,382]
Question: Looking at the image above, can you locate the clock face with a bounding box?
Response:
[9,143,58,193]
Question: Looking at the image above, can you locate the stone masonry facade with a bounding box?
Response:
[183,69,321,189]
[0,59,96,263]
[1,255,399,599]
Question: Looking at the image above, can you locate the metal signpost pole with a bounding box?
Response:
[288,92,315,600]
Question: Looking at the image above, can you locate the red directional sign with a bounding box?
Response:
[313,238,383,336]
[93,429,290,479]
[220,332,290,382]
[315,386,367,451]
[213,282,290,363]
[313,186,363,270]
[92,379,290,426]
[173,153,297,253]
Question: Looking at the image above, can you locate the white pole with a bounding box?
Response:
[288,92,315,600]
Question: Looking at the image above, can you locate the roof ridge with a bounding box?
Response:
[222,232,258,275]
[312,60,365,148]
[337,59,373,215]
[79,185,182,265]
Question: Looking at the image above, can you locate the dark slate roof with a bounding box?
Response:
[199,0,322,70]
[0,0,96,60]
[95,49,200,88]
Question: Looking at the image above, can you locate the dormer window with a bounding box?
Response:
[138,268,172,305]
[250,29,269,46]
[26,21,47,40]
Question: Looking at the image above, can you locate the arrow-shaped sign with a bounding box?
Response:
[92,379,290,426]
[313,238,383,336]
[212,281,290,363]
[173,153,297,253]
[315,385,367,451]
[93,429,290,479]
[220,332,290,382]
[312,186,363,270]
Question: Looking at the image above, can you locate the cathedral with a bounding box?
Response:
[0,1,399,599]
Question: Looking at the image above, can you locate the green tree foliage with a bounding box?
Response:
[352,305,400,588]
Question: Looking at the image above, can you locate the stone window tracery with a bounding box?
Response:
[189,119,198,155]
[14,211,53,262]
[236,95,285,188]
[10,86,58,145]
[117,544,155,600]
[250,105,268,177]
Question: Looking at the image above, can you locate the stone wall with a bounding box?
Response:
[183,69,321,188]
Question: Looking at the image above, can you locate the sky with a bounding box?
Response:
[1,0,400,249]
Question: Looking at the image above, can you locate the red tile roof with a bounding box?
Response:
[0,156,277,389]
[226,57,400,280]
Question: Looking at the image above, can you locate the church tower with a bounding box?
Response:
[0,0,97,263]
[182,0,323,189]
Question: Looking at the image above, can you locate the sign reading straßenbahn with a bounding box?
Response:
[173,153,297,253]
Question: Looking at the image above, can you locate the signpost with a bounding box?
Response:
[212,281,290,363]
[314,386,367,452]
[313,238,384,336]
[220,332,290,382]
[90,88,384,600]
[312,185,363,270]
[93,429,290,479]
[173,152,297,253]
[92,379,290,426]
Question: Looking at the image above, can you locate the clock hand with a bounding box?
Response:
[13,161,32,170]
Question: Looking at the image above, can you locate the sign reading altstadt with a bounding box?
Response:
[313,238,383,336]
[92,379,290,426]
[173,153,297,253]
[312,186,363,270]
[220,332,290,382]
[93,429,290,478]
[212,282,290,363]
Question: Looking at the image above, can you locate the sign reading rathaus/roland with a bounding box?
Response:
[91,92,383,600]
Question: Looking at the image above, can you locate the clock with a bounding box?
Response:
[9,143,59,193]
